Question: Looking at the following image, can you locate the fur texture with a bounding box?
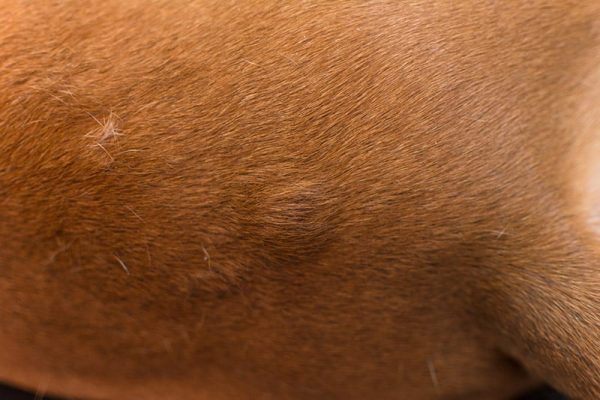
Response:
[0,1,600,399]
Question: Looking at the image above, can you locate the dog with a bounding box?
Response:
[0,1,599,399]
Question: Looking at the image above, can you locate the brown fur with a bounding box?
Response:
[1,1,600,399]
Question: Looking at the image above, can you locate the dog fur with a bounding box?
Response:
[1,1,600,399]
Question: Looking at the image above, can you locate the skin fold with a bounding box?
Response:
[0,1,599,399]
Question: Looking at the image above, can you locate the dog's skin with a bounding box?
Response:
[1,1,599,399]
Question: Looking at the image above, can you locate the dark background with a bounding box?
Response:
[0,383,568,400]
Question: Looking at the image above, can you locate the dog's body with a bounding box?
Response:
[1,1,600,399]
